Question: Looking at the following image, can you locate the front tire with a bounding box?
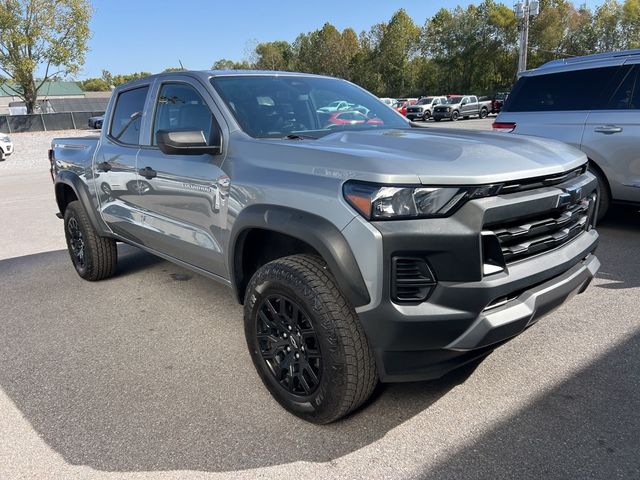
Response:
[451,110,460,121]
[244,254,378,424]
[64,200,117,280]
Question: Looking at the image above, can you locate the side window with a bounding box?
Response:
[109,86,148,145]
[605,66,638,110]
[505,66,618,112]
[470,96,478,103]
[153,83,213,145]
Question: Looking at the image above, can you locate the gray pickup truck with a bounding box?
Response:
[433,95,492,121]
[50,71,600,423]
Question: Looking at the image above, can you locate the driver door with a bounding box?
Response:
[134,80,229,276]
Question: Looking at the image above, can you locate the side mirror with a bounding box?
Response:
[461,100,468,105]
[157,129,222,156]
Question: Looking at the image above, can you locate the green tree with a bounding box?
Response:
[294,23,360,79]
[211,58,252,70]
[80,78,110,91]
[254,41,293,70]
[0,0,92,113]
[622,0,640,48]
[375,9,421,96]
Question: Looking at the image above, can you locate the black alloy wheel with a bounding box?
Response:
[67,217,86,269]
[256,294,322,396]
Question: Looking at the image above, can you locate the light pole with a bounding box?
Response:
[515,0,540,73]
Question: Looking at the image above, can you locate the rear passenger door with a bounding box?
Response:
[582,64,640,203]
[500,67,620,149]
[96,84,150,242]
[134,79,229,276]
[466,96,478,116]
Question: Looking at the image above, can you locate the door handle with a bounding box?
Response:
[594,125,623,134]
[138,166,157,180]
[97,161,112,172]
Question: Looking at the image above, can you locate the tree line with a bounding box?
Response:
[86,0,639,97]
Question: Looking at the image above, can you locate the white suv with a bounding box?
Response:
[495,49,640,218]
[0,134,13,161]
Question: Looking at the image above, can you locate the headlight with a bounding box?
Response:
[344,182,501,220]
[446,107,451,112]
[0,134,10,142]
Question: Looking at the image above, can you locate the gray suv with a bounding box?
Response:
[50,71,600,423]
[495,49,640,218]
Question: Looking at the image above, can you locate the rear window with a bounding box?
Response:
[504,66,618,112]
[109,86,148,145]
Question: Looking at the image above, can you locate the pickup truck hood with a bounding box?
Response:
[278,128,586,185]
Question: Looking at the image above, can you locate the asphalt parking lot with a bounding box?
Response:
[1,126,639,480]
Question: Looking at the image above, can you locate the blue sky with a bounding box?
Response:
[80,0,603,79]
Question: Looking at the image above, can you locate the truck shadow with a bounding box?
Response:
[0,247,476,473]
[592,206,640,290]
[417,329,640,479]
[0,208,636,473]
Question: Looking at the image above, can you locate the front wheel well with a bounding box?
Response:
[234,229,321,304]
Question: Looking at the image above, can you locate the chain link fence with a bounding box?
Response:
[0,111,105,133]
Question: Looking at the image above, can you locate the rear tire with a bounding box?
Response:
[588,165,610,221]
[479,108,488,119]
[64,200,117,280]
[244,254,378,424]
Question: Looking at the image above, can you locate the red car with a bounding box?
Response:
[326,111,383,126]
[393,99,417,116]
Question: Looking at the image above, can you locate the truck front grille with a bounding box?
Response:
[484,193,596,264]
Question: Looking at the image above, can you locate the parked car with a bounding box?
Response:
[405,96,448,121]
[379,97,395,107]
[50,70,600,423]
[317,100,352,113]
[491,92,509,114]
[88,115,104,129]
[432,95,491,121]
[0,133,13,161]
[326,111,383,126]
[494,49,640,219]
[393,99,417,116]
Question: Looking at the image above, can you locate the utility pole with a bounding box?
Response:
[515,0,539,73]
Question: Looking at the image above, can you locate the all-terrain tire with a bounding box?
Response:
[63,200,117,281]
[479,107,488,119]
[451,110,460,121]
[244,254,378,424]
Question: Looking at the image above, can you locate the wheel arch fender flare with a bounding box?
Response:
[55,170,110,236]
[229,204,371,308]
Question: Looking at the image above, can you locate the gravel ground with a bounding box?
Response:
[1,126,639,480]
[0,129,98,173]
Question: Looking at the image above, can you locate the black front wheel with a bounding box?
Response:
[451,111,460,121]
[244,254,378,424]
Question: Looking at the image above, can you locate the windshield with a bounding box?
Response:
[417,97,434,105]
[447,96,463,104]
[210,75,408,138]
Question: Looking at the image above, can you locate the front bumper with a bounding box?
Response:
[354,173,600,382]
[0,142,13,156]
[433,111,452,119]
[406,112,424,120]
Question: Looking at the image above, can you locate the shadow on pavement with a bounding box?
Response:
[592,206,640,290]
[0,246,475,472]
[417,329,640,480]
[0,207,637,474]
